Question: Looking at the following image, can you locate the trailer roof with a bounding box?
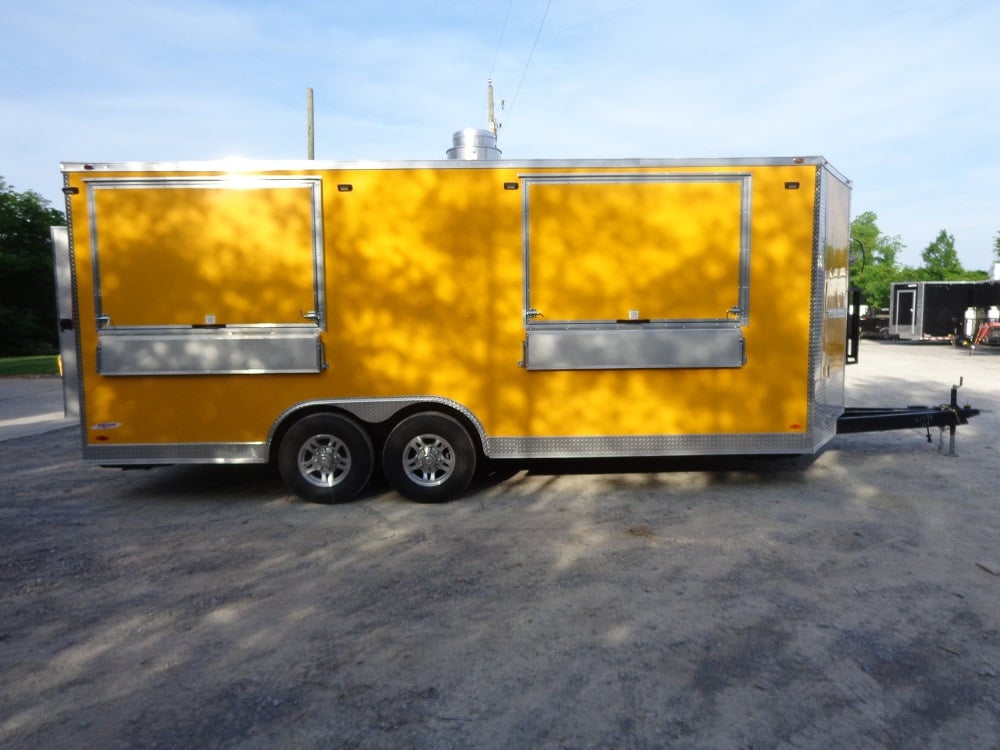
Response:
[61,156,847,183]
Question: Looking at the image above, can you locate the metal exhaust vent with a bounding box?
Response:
[445,128,502,160]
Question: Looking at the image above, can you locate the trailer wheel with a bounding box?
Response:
[278,413,374,504]
[382,412,477,503]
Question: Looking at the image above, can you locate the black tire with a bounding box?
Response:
[278,413,374,504]
[382,412,477,503]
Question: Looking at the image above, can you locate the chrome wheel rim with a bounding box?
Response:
[298,433,351,488]
[401,434,455,487]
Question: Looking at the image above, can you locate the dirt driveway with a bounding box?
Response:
[1,342,998,749]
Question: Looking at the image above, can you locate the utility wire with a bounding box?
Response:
[482,0,514,129]
[488,0,513,81]
[506,0,553,121]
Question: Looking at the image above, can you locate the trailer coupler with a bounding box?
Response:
[836,379,980,456]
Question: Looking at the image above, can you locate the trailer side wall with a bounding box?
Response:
[60,158,849,463]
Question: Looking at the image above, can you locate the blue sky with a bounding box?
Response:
[2,0,998,270]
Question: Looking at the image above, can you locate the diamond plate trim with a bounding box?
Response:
[486,432,813,459]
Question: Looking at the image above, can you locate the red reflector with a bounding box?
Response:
[95,435,109,442]
[789,424,803,430]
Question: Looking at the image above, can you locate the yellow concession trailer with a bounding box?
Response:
[56,156,854,502]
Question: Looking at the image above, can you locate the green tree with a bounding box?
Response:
[918,229,964,280]
[993,231,1000,263]
[849,211,904,309]
[0,178,64,355]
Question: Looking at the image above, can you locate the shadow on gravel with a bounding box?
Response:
[113,453,819,508]
[97,439,956,508]
[483,453,816,486]
[511,453,812,473]
[116,463,288,503]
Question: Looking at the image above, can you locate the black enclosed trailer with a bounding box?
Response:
[890,280,1000,342]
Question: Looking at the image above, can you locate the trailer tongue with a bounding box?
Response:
[836,380,980,456]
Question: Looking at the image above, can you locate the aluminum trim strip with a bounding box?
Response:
[83,442,268,464]
[524,327,745,370]
[50,226,80,419]
[485,432,814,459]
[97,328,323,375]
[806,166,826,449]
[85,431,815,465]
[62,156,832,173]
[63,171,90,455]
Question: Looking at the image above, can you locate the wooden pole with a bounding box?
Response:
[307,88,315,160]
[487,80,497,137]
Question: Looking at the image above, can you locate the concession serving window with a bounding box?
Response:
[86,176,326,375]
[520,173,751,370]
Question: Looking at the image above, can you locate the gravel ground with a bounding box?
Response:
[1,340,998,749]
